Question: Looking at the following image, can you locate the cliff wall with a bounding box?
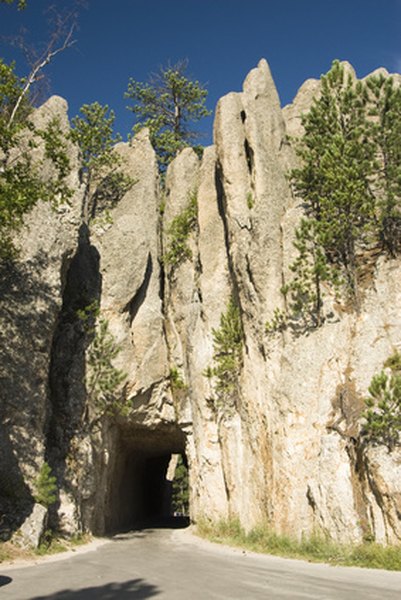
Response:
[1,60,401,544]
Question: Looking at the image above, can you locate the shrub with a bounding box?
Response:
[78,302,128,423]
[163,190,197,269]
[86,317,128,419]
[34,462,57,508]
[361,353,401,451]
[206,298,243,415]
[172,455,189,516]
[265,307,287,335]
[169,367,186,390]
[246,191,254,209]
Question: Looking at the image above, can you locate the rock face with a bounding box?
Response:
[13,504,48,550]
[2,61,401,545]
[0,96,82,535]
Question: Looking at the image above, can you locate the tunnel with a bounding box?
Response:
[101,424,188,533]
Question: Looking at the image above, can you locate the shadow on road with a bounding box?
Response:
[0,576,12,587]
[30,578,160,599]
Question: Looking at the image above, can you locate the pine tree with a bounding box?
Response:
[281,218,340,327]
[163,190,198,269]
[34,462,57,508]
[70,102,133,225]
[125,61,211,171]
[172,455,189,516]
[208,298,243,414]
[85,313,128,422]
[291,61,376,312]
[362,352,401,451]
[269,63,401,334]
[365,74,401,256]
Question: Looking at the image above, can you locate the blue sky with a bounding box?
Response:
[1,0,400,144]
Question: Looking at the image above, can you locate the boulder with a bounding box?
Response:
[13,504,48,549]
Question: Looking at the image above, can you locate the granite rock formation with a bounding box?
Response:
[1,60,401,546]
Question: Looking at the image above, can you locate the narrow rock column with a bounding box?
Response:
[0,96,82,527]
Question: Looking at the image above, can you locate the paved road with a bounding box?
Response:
[1,527,401,599]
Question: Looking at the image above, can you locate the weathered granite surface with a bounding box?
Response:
[2,62,401,544]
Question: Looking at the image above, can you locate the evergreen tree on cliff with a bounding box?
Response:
[277,60,401,328]
[125,60,211,171]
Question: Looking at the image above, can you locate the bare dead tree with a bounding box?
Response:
[7,28,76,128]
[3,2,85,127]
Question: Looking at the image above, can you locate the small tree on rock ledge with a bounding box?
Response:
[361,352,401,451]
[70,102,133,226]
[34,462,57,508]
[125,60,211,172]
[205,298,244,417]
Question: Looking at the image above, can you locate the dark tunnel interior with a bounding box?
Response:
[103,426,188,533]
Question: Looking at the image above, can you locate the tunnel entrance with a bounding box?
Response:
[103,425,188,533]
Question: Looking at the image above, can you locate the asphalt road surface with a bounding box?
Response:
[1,526,401,599]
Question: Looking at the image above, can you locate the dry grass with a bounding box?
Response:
[0,541,34,563]
[0,533,91,564]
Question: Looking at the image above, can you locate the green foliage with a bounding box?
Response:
[70,102,121,177]
[271,60,401,331]
[0,532,91,563]
[0,59,72,259]
[34,462,57,508]
[70,102,133,224]
[35,532,90,557]
[36,117,74,202]
[365,74,401,256]
[291,60,375,311]
[0,59,31,145]
[197,518,401,571]
[125,61,211,171]
[362,353,401,451]
[246,191,254,209]
[169,367,186,391]
[207,298,243,415]
[76,300,99,337]
[203,365,213,379]
[163,190,198,269]
[384,351,401,372]
[280,219,342,328]
[84,309,128,421]
[192,144,204,160]
[172,455,189,516]
[265,307,287,335]
[0,0,27,9]
[38,118,71,182]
